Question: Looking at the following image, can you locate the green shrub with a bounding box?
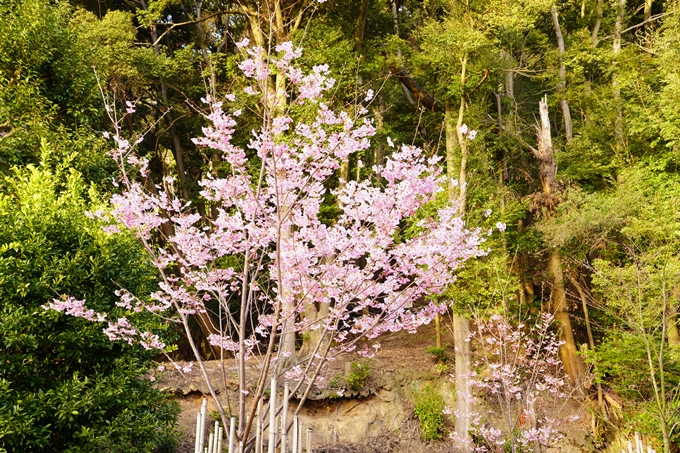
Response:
[413,384,445,442]
[345,361,371,391]
[0,164,179,452]
[425,345,448,362]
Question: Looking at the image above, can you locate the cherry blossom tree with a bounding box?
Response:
[46,42,486,449]
[459,313,576,453]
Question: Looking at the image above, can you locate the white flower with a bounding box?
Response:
[364,89,374,101]
[235,38,249,48]
[459,124,469,135]
[468,130,477,140]
[387,136,394,148]
[496,222,507,232]
[484,209,492,217]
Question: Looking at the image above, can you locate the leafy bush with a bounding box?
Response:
[413,384,445,442]
[425,345,448,362]
[345,362,372,391]
[0,164,178,452]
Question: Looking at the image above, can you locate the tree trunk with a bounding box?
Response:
[551,4,573,141]
[531,97,585,385]
[445,55,472,453]
[453,315,471,446]
[373,98,385,173]
[570,276,604,410]
[445,106,460,199]
[548,251,584,384]
[613,0,625,149]
[667,285,680,346]
[390,1,416,106]
[277,204,297,371]
[644,0,653,22]
[195,1,216,95]
[146,20,192,202]
[591,0,603,45]
[356,0,370,51]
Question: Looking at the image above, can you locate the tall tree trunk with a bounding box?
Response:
[146,20,192,202]
[644,0,653,22]
[613,0,625,149]
[445,54,472,453]
[551,4,573,141]
[570,276,603,408]
[531,97,585,385]
[591,0,604,45]
[445,106,460,199]
[356,0,370,51]
[275,96,296,373]
[516,220,535,305]
[391,1,416,106]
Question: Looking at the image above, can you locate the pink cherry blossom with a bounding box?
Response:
[47,44,486,448]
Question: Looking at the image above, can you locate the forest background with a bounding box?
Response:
[0,0,679,451]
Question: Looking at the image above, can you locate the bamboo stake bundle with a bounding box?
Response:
[621,433,656,453]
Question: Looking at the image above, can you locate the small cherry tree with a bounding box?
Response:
[461,313,576,453]
[46,43,485,448]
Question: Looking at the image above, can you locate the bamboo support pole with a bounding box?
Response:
[195,413,202,453]
[281,383,289,453]
[229,417,236,453]
[199,398,208,452]
[291,416,298,453]
[256,399,263,453]
[268,379,277,453]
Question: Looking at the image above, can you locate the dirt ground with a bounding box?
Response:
[157,321,591,453]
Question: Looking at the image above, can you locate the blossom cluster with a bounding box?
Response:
[462,313,575,453]
[46,43,484,405]
[43,296,164,350]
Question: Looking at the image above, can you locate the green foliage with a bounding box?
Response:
[425,346,448,362]
[538,165,680,255]
[0,163,178,452]
[413,384,445,442]
[345,361,371,391]
[0,0,118,181]
[554,165,680,446]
